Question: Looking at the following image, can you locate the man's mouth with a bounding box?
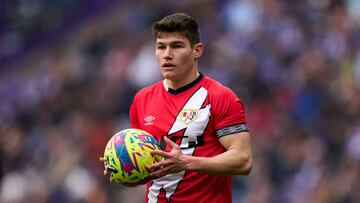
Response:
[162,63,175,68]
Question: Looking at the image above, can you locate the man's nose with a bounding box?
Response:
[163,47,173,59]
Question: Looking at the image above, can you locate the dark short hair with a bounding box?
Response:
[152,13,200,47]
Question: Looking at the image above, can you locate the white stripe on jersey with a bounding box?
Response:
[169,87,207,135]
[148,170,186,203]
[147,87,211,203]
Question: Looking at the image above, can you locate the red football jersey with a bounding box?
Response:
[129,73,248,203]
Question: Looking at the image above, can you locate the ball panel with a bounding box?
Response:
[103,128,162,186]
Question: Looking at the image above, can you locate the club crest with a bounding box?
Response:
[178,109,199,125]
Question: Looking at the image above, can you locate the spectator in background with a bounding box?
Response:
[0,1,360,203]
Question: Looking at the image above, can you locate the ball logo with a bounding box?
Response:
[178,109,199,125]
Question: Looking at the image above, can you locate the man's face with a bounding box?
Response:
[155,32,201,85]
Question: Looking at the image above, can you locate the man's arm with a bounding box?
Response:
[188,132,252,175]
[148,132,252,178]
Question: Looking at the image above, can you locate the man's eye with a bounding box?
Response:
[157,46,165,49]
[172,45,182,48]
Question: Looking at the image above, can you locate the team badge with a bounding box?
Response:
[178,109,199,125]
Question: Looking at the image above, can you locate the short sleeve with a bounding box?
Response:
[129,94,141,129]
[211,87,248,138]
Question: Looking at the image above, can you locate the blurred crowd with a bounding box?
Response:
[1,0,360,202]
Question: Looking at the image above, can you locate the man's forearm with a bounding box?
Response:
[184,148,252,175]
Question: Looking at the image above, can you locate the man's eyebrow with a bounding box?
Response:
[157,41,185,45]
[170,41,185,44]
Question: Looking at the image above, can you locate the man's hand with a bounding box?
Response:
[99,157,114,179]
[148,137,188,179]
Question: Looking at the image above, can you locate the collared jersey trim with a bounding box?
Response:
[216,123,248,138]
[163,72,204,95]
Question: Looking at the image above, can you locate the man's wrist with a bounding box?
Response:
[184,155,201,171]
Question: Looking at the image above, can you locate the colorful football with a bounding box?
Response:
[103,128,162,186]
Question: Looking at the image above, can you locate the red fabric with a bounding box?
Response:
[130,75,247,203]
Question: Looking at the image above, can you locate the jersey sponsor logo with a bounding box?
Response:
[178,109,199,125]
[144,115,155,126]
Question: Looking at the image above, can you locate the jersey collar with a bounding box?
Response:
[163,72,204,95]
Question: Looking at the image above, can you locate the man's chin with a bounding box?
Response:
[161,72,176,80]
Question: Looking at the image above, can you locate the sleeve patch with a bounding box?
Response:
[216,124,248,138]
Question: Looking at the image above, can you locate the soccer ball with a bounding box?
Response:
[103,128,162,186]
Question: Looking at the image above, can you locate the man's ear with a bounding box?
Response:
[193,43,204,59]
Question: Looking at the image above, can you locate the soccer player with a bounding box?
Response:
[128,13,253,203]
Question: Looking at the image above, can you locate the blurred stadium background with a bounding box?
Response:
[1,0,360,202]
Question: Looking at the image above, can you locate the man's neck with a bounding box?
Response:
[166,72,200,90]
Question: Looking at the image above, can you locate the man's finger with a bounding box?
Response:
[150,166,169,179]
[151,150,171,158]
[104,166,115,176]
[104,169,110,176]
[99,157,106,162]
[164,136,179,149]
[147,162,160,171]
[148,159,170,171]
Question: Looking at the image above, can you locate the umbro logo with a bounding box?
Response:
[144,116,155,126]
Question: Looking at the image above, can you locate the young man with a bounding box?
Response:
[129,13,253,203]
